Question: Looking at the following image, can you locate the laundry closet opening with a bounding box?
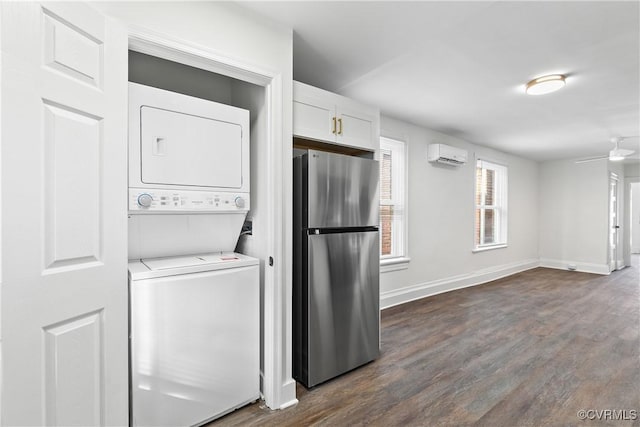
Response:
[127,49,272,420]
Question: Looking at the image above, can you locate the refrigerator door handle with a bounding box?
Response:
[307,226,379,235]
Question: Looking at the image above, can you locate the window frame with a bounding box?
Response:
[379,136,410,272]
[474,158,508,252]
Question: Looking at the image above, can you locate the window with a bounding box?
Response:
[380,137,407,267]
[475,159,508,250]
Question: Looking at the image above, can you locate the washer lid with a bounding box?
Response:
[129,252,259,280]
[142,255,207,270]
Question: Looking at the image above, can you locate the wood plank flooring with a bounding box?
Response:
[209,257,640,426]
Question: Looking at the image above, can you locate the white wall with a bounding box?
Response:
[94,1,296,410]
[129,50,235,105]
[538,160,610,273]
[379,116,539,309]
[95,2,292,76]
[625,162,640,177]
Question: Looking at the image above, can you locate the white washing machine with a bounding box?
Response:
[128,83,259,425]
[128,252,260,427]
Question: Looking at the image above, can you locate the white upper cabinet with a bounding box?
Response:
[293,84,336,143]
[293,81,379,152]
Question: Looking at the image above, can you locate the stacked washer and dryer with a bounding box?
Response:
[127,83,259,427]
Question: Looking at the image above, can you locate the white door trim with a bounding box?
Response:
[125,27,296,410]
[623,175,640,267]
[609,172,620,272]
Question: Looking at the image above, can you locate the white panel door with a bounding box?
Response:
[1,2,128,426]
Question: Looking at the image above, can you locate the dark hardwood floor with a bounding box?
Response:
[210,256,640,426]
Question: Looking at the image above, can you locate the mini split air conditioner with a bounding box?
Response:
[427,144,468,166]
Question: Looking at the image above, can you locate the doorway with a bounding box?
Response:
[609,172,620,272]
[126,33,294,410]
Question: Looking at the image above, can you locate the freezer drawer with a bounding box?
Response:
[130,265,259,427]
[299,230,380,387]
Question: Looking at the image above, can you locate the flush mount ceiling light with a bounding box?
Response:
[525,74,566,95]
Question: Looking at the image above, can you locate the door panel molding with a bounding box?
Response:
[44,310,104,427]
[43,100,103,272]
[43,7,104,89]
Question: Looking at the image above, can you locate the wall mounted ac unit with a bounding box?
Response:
[427,144,468,166]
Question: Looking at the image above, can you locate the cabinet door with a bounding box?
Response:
[293,84,337,143]
[1,2,128,425]
[336,105,377,151]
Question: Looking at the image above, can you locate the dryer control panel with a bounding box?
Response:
[129,188,249,213]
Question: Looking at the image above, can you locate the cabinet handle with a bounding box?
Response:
[338,118,343,135]
[331,116,337,134]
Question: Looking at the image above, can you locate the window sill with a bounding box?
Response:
[380,256,411,273]
[472,244,508,253]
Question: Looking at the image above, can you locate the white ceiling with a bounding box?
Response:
[239,1,640,162]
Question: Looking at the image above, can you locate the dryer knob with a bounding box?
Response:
[137,193,153,208]
[234,197,246,209]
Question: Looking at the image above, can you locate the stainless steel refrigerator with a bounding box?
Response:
[293,149,380,388]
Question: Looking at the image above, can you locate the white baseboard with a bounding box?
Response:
[259,372,298,410]
[380,258,539,310]
[278,379,298,409]
[539,258,610,275]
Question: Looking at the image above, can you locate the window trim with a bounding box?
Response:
[474,158,508,251]
[379,135,409,270]
[381,256,411,272]
[472,244,508,253]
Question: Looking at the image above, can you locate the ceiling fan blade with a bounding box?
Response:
[616,148,635,156]
[575,155,608,164]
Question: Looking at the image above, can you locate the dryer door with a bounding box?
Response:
[140,106,243,188]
